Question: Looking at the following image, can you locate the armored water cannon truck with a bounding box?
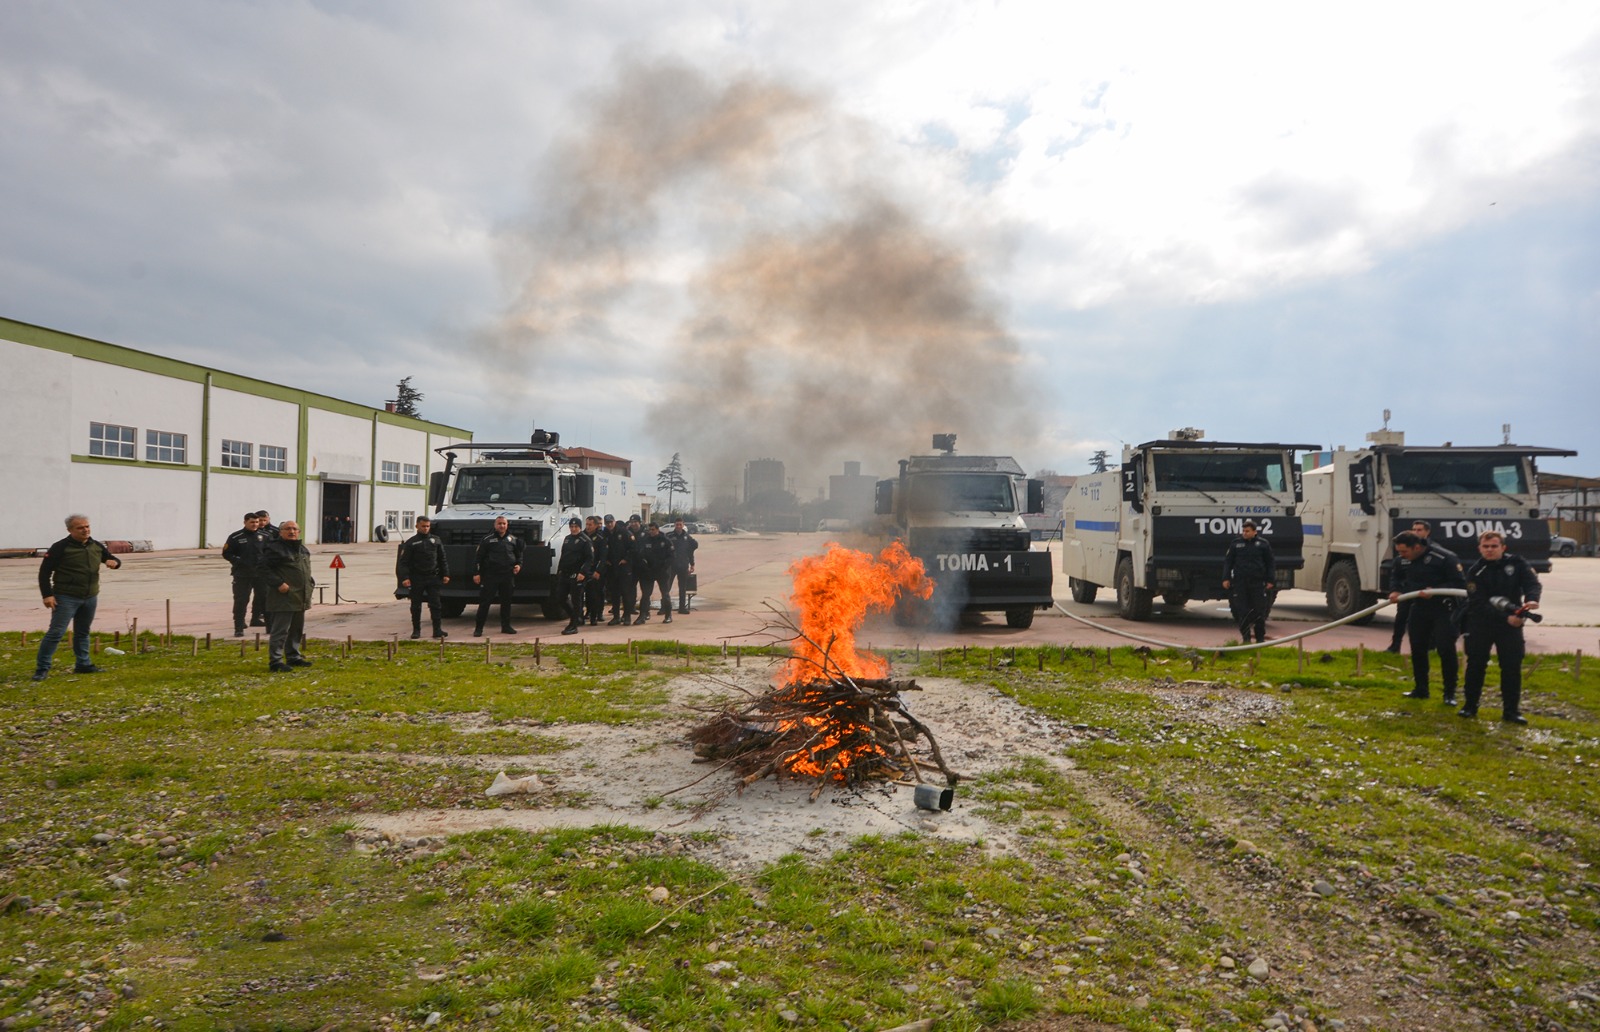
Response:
[1060,431,1321,620]
[876,434,1053,629]
[420,429,595,619]
[1299,429,1576,621]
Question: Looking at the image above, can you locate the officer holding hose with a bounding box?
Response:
[1458,530,1541,724]
[1388,530,1466,705]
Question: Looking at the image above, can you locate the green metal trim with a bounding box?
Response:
[296,401,309,531]
[3,316,473,437]
[207,467,301,481]
[369,414,378,541]
[72,454,204,473]
[199,373,211,548]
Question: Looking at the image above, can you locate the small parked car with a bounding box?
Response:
[1551,534,1579,557]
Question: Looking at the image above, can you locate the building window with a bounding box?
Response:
[401,510,416,531]
[146,430,188,464]
[380,461,401,483]
[221,440,253,469]
[385,510,400,531]
[259,445,287,473]
[403,463,421,485]
[89,422,136,459]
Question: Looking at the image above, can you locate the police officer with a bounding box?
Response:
[1459,530,1542,724]
[222,512,263,636]
[583,516,608,625]
[1221,519,1275,643]
[556,517,594,635]
[472,515,524,636]
[668,517,699,614]
[1388,520,1451,653]
[1388,529,1466,703]
[259,520,314,672]
[636,521,676,624]
[248,510,274,625]
[397,515,451,639]
[606,515,637,626]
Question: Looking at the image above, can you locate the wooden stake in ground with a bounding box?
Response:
[166,599,171,641]
[1297,638,1304,673]
[1577,648,1584,680]
[1356,642,1364,676]
[205,632,212,650]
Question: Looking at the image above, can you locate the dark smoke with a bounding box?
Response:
[489,57,1040,487]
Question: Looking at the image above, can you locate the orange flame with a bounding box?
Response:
[784,540,932,683]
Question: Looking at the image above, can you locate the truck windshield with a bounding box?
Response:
[452,467,555,505]
[908,474,1015,512]
[1387,454,1528,494]
[1152,453,1287,493]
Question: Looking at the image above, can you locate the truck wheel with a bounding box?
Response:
[1162,592,1190,608]
[1005,606,1035,629]
[1325,561,1366,621]
[1069,577,1098,604]
[1115,557,1153,621]
[441,599,467,618]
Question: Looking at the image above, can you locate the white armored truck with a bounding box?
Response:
[1298,429,1576,621]
[875,434,1053,629]
[417,430,597,619]
[1060,431,1321,620]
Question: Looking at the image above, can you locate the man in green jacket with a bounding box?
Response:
[34,514,122,682]
[259,520,315,672]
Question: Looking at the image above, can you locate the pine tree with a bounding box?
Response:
[657,453,690,515]
[393,376,424,418]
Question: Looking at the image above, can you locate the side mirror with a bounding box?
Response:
[1026,479,1045,515]
[427,471,448,508]
[574,473,595,509]
[874,479,895,516]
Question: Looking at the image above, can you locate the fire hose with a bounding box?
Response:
[1051,588,1470,654]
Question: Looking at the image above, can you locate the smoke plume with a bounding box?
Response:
[489,57,1040,490]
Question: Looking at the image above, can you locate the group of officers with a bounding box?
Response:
[1221,517,1543,724]
[220,509,317,671]
[394,512,698,640]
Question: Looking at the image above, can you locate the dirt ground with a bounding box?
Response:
[4,532,1597,655]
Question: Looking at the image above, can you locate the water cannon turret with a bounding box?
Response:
[1167,427,1205,441]
[530,428,560,447]
[931,433,957,454]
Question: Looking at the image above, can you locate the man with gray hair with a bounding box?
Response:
[33,514,122,682]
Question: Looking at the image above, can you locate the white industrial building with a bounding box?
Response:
[2,317,473,551]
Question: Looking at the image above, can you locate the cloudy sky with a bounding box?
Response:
[4,0,1596,503]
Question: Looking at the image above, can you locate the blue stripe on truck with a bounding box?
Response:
[1303,524,1323,536]
[1075,520,1120,532]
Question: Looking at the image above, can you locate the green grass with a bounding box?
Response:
[2,632,1598,1030]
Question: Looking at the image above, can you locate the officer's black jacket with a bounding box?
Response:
[609,525,638,569]
[1222,536,1275,583]
[397,532,450,580]
[667,528,698,571]
[474,531,525,576]
[1394,544,1467,600]
[637,532,675,577]
[556,531,594,577]
[586,529,608,568]
[222,526,263,574]
[1463,552,1541,624]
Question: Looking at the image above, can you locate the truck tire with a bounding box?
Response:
[441,598,467,618]
[1069,577,1098,604]
[1325,561,1372,622]
[1115,557,1154,621]
[1005,606,1035,629]
[1162,592,1190,608]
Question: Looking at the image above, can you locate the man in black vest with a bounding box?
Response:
[34,513,122,682]
[606,515,637,626]
[636,521,676,624]
[397,515,451,639]
[583,515,608,625]
[668,517,699,614]
[557,517,595,635]
[1222,520,1275,643]
[472,515,524,636]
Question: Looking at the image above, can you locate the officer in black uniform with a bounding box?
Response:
[1388,529,1466,703]
[1388,520,1450,652]
[667,517,699,614]
[397,515,451,639]
[222,512,263,636]
[606,515,636,626]
[556,517,594,635]
[248,510,274,626]
[583,515,608,625]
[1459,530,1542,724]
[635,521,676,624]
[1222,519,1275,643]
[472,515,524,636]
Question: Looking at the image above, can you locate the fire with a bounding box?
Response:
[783,540,932,683]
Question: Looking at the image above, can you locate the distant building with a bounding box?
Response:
[744,458,786,502]
[826,461,876,521]
[2,316,472,550]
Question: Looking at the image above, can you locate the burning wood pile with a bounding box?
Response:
[685,541,957,802]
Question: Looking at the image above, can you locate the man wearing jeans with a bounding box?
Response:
[34,514,122,682]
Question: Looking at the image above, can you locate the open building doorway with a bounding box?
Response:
[320,482,356,544]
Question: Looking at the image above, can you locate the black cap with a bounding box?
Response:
[603,513,615,521]
[568,516,582,526]
[628,514,641,522]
